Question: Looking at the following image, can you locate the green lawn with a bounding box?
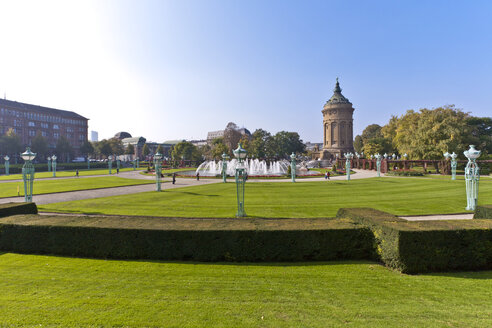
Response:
[39,177,492,217]
[0,253,490,327]
[0,167,145,180]
[0,176,153,197]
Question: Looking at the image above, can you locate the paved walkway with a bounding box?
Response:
[400,213,474,221]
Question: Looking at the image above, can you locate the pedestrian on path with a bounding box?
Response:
[196,172,200,181]
[116,167,120,174]
[327,171,330,180]
[172,173,176,184]
[76,169,79,177]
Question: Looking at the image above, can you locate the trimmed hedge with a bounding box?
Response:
[385,170,425,177]
[474,205,492,219]
[0,214,375,262]
[0,203,38,218]
[337,208,492,273]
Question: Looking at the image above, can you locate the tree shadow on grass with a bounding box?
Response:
[422,270,492,280]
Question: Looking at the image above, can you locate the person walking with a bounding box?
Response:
[325,171,328,180]
[116,167,120,174]
[172,173,176,184]
[76,169,79,178]
[196,172,200,181]
[327,171,330,180]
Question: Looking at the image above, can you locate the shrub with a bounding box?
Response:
[0,215,375,262]
[474,205,492,219]
[0,203,38,218]
[385,170,425,177]
[337,208,492,273]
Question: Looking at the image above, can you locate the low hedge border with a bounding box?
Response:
[337,207,492,273]
[0,203,38,218]
[474,205,492,219]
[0,213,375,262]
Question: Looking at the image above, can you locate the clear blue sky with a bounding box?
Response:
[0,0,491,143]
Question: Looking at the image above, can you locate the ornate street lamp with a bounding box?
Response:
[221,152,229,183]
[233,143,247,217]
[51,155,57,177]
[383,153,388,160]
[345,152,353,181]
[392,154,396,160]
[154,152,163,191]
[375,153,382,177]
[133,158,136,171]
[136,157,140,168]
[290,152,296,183]
[464,145,480,211]
[450,152,458,180]
[403,153,408,160]
[87,157,90,170]
[47,156,52,172]
[108,155,113,175]
[21,148,36,202]
[4,156,10,176]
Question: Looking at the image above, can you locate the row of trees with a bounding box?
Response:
[354,105,492,159]
[203,129,305,160]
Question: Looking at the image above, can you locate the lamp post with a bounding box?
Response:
[345,152,353,181]
[464,145,480,211]
[450,152,458,180]
[21,148,36,202]
[154,152,163,191]
[136,157,140,168]
[233,143,247,217]
[290,152,296,183]
[403,153,408,160]
[133,158,136,171]
[108,155,113,175]
[51,155,57,177]
[221,153,229,183]
[392,154,396,160]
[87,157,90,170]
[4,156,10,176]
[116,157,121,172]
[375,153,382,177]
[47,156,51,172]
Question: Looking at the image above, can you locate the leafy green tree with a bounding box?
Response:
[466,116,492,155]
[109,138,124,155]
[55,136,73,162]
[80,140,95,159]
[361,124,383,142]
[125,144,135,155]
[359,124,393,155]
[211,138,229,159]
[31,133,49,159]
[156,144,164,155]
[353,135,363,153]
[172,141,201,161]
[142,144,150,158]
[2,128,22,157]
[96,139,113,158]
[272,131,305,158]
[249,129,272,159]
[393,106,470,159]
[223,122,242,152]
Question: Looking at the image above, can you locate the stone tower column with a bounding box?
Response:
[320,78,355,159]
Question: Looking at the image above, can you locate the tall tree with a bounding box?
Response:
[156,144,164,154]
[109,138,124,155]
[393,106,470,159]
[223,122,242,152]
[96,139,113,158]
[2,128,22,156]
[80,140,95,159]
[272,131,305,158]
[142,144,150,158]
[353,135,363,153]
[466,116,492,155]
[125,144,135,155]
[55,136,73,162]
[249,129,272,159]
[211,138,228,160]
[30,133,49,159]
[172,141,201,161]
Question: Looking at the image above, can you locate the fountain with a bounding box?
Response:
[192,158,320,177]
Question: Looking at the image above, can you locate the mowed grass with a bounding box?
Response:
[0,253,490,327]
[0,167,144,180]
[0,176,153,197]
[39,177,492,217]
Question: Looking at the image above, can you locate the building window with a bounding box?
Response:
[67,127,73,132]
[54,132,59,138]
[78,134,85,140]
[41,131,47,137]
[41,123,48,129]
[29,130,36,137]
[53,124,59,129]
[28,121,35,127]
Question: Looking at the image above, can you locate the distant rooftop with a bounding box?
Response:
[0,98,88,120]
